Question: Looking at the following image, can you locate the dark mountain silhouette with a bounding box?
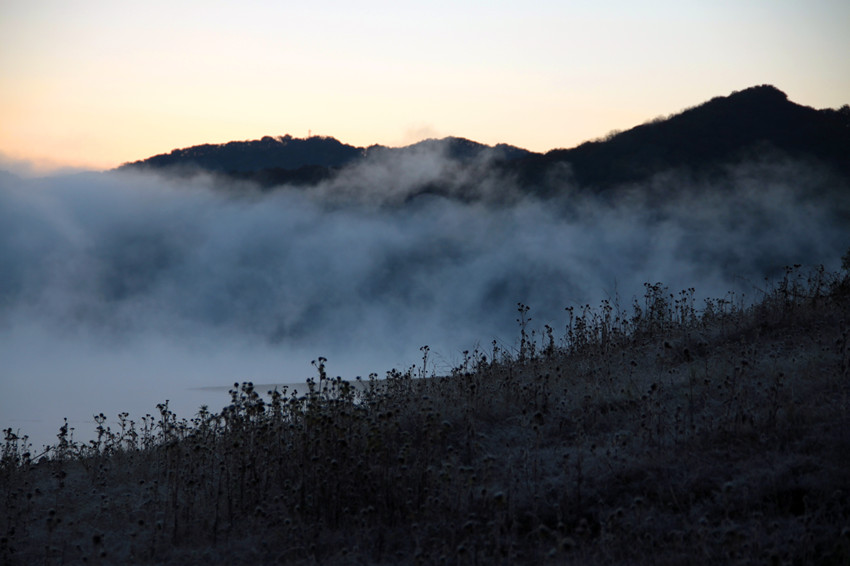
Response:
[119,134,365,174]
[119,134,536,190]
[369,136,534,162]
[119,85,850,194]
[510,84,850,191]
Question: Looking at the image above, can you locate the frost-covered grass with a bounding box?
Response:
[3,266,850,565]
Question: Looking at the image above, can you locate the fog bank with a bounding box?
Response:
[1,150,847,449]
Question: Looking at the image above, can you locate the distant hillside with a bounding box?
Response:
[119,85,850,194]
[119,135,535,186]
[375,137,535,162]
[516,84,850,190]
[118,134,366,174]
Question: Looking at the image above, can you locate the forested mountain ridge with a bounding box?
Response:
[118,85,850,193]
[118,134,365,174]
[513,84,850,190]
[118,135,533,180]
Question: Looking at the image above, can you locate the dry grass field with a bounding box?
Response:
[3,265,850,565]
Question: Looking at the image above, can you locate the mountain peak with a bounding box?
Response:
[119,135,364,173]
[528,84,849,189]
[118,85,849,193]
[727,84,788,101]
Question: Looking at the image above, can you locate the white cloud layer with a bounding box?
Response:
[1,150,847,449]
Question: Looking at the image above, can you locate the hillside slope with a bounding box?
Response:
[3,267,849,565]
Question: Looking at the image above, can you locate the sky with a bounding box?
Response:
[1,0,848,173]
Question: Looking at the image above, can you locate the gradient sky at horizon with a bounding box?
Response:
[1,0,848,173]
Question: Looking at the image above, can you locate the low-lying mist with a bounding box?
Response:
[1,146,847,449]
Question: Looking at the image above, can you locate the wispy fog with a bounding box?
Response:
[1,148,847,449]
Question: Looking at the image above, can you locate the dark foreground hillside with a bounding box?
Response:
[3,266,850,565]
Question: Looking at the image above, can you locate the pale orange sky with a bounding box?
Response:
[1,0,848,173]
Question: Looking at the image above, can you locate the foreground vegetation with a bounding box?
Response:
[3,266,850,565]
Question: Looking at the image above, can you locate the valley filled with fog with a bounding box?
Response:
[1,145,847,450]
